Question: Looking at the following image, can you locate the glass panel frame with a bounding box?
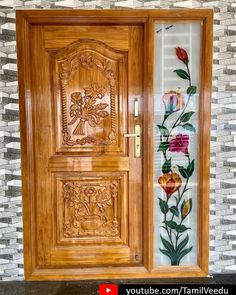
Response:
[154,22,201,267]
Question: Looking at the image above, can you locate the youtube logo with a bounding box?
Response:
[99,284,118,295]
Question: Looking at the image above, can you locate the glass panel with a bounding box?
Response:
[154,23,201,266]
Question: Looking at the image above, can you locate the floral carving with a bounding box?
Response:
[157,47,197,265]
[68,85,109,135]
[79,54,116,86]
[57,45,118,147]
[63,180,119,238]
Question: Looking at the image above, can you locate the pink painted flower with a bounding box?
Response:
[169,134,189,154]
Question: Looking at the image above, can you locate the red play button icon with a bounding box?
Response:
[99,284,118,295]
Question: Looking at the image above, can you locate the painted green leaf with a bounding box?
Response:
[159,198,168,214]
[187,160,194,177]
[158,142,169,152]
[162,158,172,174]
[177,165,188,179]
[164,113,171,121]
[159,248,174,260]
[173,69,190,80]
[170,206,179,217]
[175,224,190,233]
[180,111,195,123]
[177,246,193,264]
[165,220,178,230]
[182,123,196,132]
[187,86,197,95]
[160,235,175,254]
[157,125,169,137]
[177,234,189,253]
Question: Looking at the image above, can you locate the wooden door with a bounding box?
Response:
[24,24,143,268]
[17,9,213,280]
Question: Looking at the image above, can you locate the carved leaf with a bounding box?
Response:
[88,116,99,127]
[71,92,83,103]
[94,103,108,111]
[71,104,79,111]
[98,111,109,118]
[68,114,80,125]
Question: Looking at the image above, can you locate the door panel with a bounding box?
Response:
[55,172,127,244]
[29,24,143,267]
[44,26,129,50]
[52,39,127,154]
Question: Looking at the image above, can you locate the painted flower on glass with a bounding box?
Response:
[162,90,185,114]
[158,172,182,197]
[169,134,189,154]
[175,47,189,64]
[181,199,192,219]
[157,46,196,265]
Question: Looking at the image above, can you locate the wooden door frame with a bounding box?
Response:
[16,9,213,280]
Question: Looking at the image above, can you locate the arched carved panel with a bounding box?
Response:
[52,39,127,154]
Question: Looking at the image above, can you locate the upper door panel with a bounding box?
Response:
[51,39,127,154]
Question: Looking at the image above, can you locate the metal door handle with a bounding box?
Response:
[134,98,139,117]
[124,133,136,138]
[124,124,141,158]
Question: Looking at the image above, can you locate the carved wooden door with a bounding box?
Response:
[24,24,143,269]
[18,10,212,280]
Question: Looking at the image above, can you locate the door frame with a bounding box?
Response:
[16,9,213,280]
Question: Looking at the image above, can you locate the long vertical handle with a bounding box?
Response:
[123,98,141,157]
[123,124,141,158]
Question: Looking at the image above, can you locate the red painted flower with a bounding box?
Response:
[175,47,188,63]
[169,134,189,154]
[158,172,182,197]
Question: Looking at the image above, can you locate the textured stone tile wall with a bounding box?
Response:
[0,0,235,280]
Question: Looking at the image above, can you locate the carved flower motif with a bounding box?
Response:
[84,187,97,198]
[158,172,182,197]
[68,84,109,135]
[79,54,94,69]
[84,85,105,100]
